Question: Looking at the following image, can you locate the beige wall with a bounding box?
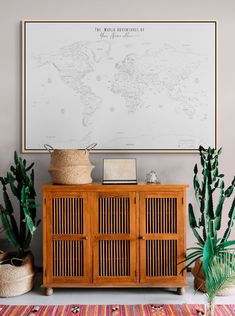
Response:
[0,0,235,266]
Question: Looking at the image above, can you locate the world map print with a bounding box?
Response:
[24,22,216,151]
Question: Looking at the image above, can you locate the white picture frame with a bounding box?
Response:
[22,20,217,153]
[103,158,137,184]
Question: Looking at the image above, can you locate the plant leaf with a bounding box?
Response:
[225,186,234,198]
[25,162,34,172]
[206,253,235,302]
[192,227,204,246]
[21,186,36,235]
[0,205,18,247]
[14,151,18,165]
[179,255,203,274]
[218,240,235,250]
[188,203,198,228]
[221,198,235,243]
[203,238,214,276]
[215,192,225,231]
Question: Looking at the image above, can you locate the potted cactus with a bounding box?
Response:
[180,146,235,295]
[0,151,40,297]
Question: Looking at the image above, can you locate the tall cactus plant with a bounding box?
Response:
[180,146,235,276]
[0,151,40,258]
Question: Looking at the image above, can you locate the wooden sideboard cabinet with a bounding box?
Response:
[42,184,188,295]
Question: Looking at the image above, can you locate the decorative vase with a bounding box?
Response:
[191,259,206,292]
[0,251,35,297]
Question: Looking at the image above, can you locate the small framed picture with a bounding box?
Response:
[103,158,137,184]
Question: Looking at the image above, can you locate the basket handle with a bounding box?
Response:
[11,257,23,266]
[44,144,54,155]
[85,143,97,151]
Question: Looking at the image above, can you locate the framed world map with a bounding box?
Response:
[22,21,217,153]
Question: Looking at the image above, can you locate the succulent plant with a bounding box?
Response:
[0,151,40,258]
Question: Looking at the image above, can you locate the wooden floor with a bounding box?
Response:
[0,273,235,306]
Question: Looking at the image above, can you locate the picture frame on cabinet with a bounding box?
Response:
[103,158,137,184]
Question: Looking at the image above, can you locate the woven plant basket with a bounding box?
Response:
[192,259,235,296]
[45,144,96,185]
[0,251,35,297]
[50,165,94,185]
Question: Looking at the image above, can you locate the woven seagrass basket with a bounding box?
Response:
[45,144,96,185]
[0,251,35,297]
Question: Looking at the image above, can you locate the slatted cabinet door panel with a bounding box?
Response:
[139,192,186,286]
[43,192,91,285]
[93,192,137,284]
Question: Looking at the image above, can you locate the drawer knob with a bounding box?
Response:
[82,236,89,240]
[139,236,145,240]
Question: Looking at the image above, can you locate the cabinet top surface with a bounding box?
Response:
[42,183,189,191]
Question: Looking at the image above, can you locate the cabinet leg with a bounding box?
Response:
[177,287,185,295]
[45,287,53,296]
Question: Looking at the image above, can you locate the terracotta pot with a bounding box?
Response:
[45,144,96,185]
[191,259,206,292]
[0,251,35,297]
[191,259,235,296]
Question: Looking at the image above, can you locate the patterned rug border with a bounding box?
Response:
[0,304,235,316]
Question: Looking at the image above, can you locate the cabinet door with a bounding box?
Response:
[93,192,137,284]
[43,192,91,285]
[139,192,186,286]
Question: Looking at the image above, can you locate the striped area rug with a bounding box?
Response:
[0,304,234,315]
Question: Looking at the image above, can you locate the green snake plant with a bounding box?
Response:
[180,146,235,276]
[0,151,40,258]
